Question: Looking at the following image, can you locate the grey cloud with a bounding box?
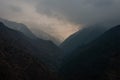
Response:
[84,0,114,7]
[8,5,22,13]
[1,0,120,27]
[0,0,22,18]
[35,0,120,26]
[0,0,120,42]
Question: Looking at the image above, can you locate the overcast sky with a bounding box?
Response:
[0,0,120,42]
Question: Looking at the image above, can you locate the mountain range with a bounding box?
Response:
[60,25,111,54]
[60,25,120,80]
[0,21,63,71]
[0,18,120,80]
[0,18,60,45]
[0,22,59,80]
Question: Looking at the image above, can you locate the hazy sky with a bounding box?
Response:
[0,0,120,42]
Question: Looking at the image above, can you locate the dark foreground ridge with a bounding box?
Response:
[0,22,58,80]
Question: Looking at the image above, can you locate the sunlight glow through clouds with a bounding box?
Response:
[2,0,81,42]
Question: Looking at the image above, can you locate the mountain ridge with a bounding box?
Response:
[60,25,120,80]
[0,22,63,71]
[0,18,60,45]
[0,22,57,80]
[60,25,109,54]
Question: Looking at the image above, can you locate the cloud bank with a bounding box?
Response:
[36,0,120,26]
[0,0,120,42]
[0,0,80,42]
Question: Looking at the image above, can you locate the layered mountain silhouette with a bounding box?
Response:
[31,28,61,45]
[0,18,36,39]
[0,22,58,80]
[60,25,110,54]
[0,21,63,72]
[0,18,60,45]
[1,17,120,80]
[60,25,120,80]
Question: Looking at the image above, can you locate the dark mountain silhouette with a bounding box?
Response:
[31,28,61,45]
[0,18,36,39]
[60,25,109,54]
[0,18,60,45]
[0,22,58,80]
[0,22,63,72]
[60,25,120,80]
[1,17,120,80]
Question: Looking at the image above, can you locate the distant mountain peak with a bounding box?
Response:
[110,25,120,31]
[102,25,120,37]
[0,22,8,30]
[0,22,5,26]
